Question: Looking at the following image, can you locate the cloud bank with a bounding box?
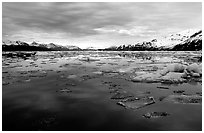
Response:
[2,2,202,48]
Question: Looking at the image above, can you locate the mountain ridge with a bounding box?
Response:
[2,29,202,51]
[2,41,82,51]
[105,29,202,51]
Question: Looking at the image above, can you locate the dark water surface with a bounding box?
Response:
[2,51,202,131]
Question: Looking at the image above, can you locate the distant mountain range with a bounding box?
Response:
[105,29,202,51]
[2,41,82,51]
[2,29,202,51]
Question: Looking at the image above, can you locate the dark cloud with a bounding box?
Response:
[3,2,136,37]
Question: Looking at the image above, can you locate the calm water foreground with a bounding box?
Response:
[2,51,202,131]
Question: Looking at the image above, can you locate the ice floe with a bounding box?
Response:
[165,63,186,73]
[186,63,202,75]
[132,63,202,83]
[143,112,170,119]
[163,94,202,104]
[117,96,155,109]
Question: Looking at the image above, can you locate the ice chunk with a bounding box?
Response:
[166,63,186,73]
[57,88,72,93]
[143,112,170,119]
[185,63,202,77]
[118,67,134,73]
[92,71,103,75]
[132,72,162,82]
[186,63,201,74]
[132,70,187,83]
[79,56,100,62]
[153,56,175,63]
[117,96,155,109]
[160,72,186,82]
[163,94,202,104]
[199,63,202,73]
[191,73,200,77]
[67,74,77,79]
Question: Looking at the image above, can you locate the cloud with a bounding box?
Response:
[94,26,150,36]
[2,2,202,48]
[3,2,136,37]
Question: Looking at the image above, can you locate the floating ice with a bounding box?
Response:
[92,71,103,75]
[166,63,186,73]
[118,67,135,73]
[57,88,72,93]
[153,56,177,63]
[132,63,201,83]
[143,112,170,119]
[186,63,202,75]
[67,74,77,79]
[163,94,202,104]
[160,72,186,82]
[132,72,162,82]
[78,56,100,62]
[117,96,155,109]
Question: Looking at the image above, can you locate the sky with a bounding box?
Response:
[2,2,202,49]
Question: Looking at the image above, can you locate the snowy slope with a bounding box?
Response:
[150,29,201,48]
[3,40,82,51]
[30,41,48,47]
[172,30,202,51]
[2,40,29,46]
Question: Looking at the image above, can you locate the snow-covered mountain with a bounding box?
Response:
[172,30,202,51]
[30,41,48,47]
[150,29,201,49]
[106,29,202,51]
[3,40,29,46]
[3,41,82,51]
[2,29,202,51]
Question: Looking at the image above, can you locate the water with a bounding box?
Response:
[2,51,202,131]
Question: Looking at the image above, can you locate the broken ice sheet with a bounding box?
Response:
[92,71,103,75]
[132,72,162,83]
[78,56,100,62]
[160,72,187,82]
[67,74,77,79]
[163,94,202,104]
[131,62,202,84]
[118,67,135,73]
[117,96,155,109]
[57,88,72,93]
[143,112,170,119]
[186,63,202,74]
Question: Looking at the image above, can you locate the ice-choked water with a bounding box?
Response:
[2,51,202,131]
